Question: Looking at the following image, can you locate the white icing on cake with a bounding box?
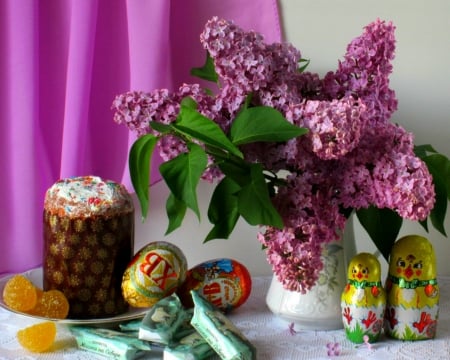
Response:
[44,176,133,217]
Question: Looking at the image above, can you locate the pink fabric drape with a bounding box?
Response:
[0,0,282,274]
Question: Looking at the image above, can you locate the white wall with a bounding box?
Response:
[134,1,450,279]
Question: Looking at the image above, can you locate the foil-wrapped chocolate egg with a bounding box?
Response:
[122,241,187,307]
[177,258,251,312]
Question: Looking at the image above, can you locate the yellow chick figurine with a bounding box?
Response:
[385,235,439,340]
[341,252,386,343]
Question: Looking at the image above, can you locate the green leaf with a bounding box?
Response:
[414,144,438,158]
[356,206,403,260]
[190,51,218,83]
[237,163,284,228]
[159,143,207,220]
[415,145,450,236]
[421,153,449,236]
[174,100,243,158]
[216,156,252,187]
[241,93,253,110]
[204,177,241,242]
[419,217,429,232]
[129,134,158,219]
[150,121,172,134]
[298,58,310,73]
[165,193,187,235]
[180,96,197,110]
[230,106,308,145]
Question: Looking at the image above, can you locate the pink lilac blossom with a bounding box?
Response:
[258,172,346,292]
[322,19,398,125]
[200,17,301,94]
[362,335,372,350]
[257,227,325,292]
[299,97,367,160]
[112,17,436,292]
[288,322,299,335]
[326,342,341,356]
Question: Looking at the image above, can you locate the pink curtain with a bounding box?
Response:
[0,0,281,274]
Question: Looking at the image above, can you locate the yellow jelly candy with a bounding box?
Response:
[17,321,57,352]
[27,289,70,319]
[3,275,38,312]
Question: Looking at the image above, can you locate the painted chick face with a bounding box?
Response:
[394,254,423,280]
[347,253,381,282]
[389,235,437,280]
[351,263,369,281]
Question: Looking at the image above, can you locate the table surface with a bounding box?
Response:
[1,276,450,359]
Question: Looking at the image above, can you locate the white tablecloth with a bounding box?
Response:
[1,276,450,359]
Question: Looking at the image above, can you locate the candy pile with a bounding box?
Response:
[70,291,256,359]
[2,274,69,353]
[3,275,69,319]
[2,240,253,357]
[69,241,256,359]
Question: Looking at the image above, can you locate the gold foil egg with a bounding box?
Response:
[121,241,187,307]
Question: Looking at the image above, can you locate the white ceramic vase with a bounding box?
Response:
[266,218,355,330]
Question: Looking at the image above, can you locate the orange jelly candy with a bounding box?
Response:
[3,275,38,312]
[17,321,57,353]
[28,289,69,319]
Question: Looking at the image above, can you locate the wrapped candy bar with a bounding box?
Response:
[172,308,196,342]
[139,294,191,345]
[190,291,256,360]
[164,331,215,360]
[70,326,160,359]
[119,319,142,335]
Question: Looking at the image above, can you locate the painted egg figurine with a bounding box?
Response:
[341,252,385,343]
[177,258,251,312]
[121,241,187,307]
[385,235,439,340]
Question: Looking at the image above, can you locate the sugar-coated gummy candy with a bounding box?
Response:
[17,321,57,353]
[28,289,70,319]
[2,274,70,319]
[3,275,38,312]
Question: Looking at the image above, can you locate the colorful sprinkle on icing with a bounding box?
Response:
[44,176,133,218]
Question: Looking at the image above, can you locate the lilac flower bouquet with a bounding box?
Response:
[113,17,449,292]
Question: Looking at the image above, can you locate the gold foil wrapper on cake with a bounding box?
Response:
[43,211,134,318]
[121,241,187,308]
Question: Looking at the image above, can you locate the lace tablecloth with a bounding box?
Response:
[1,276,450,359]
